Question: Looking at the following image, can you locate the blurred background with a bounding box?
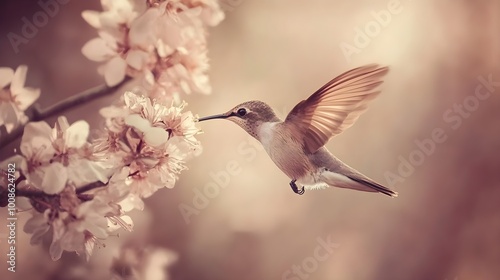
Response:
[1,0,500,279]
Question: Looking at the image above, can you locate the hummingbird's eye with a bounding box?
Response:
[237,108,247,116]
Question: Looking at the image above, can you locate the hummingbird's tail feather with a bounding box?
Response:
[319,170,398,197]
[346,176,398,197]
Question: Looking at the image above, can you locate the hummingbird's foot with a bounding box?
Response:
[290,179,305,195]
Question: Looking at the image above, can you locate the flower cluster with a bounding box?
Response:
[5,91,201,260]
[0,65,40,134]
[82,0,224,102]
[6,115,129,260]
[0,0,224,265]
[95,91,201,199]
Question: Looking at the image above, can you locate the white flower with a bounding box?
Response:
[49,116,110,191]
[82,0,143,39]
[0,65,40,132]
[82,0,222,98]
[23,210,51,245]
[125,113,169,147]
[96,166,145,212]
[14,121,58,193]
[81,0,152,86]
[13,117,109,195]
[25,187,133,261]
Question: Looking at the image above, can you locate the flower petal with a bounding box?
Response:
[119,194,144,212]
[126,49,150,70]
[49,219,66,261]
[104,56,126,86]
[0,67,14,88]
[64,120,89,148]
[82,38,114,62]
[21,121,52,150]
[10,65,28,92]
[81,10,101,28]
[24,211,50,245]
[125,114,150,132]
[14,87,40,110]
[41,162,67,194]
[0,102,18,132]
[144,127,169,147]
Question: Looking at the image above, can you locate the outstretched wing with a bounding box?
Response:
[285,64,389,153]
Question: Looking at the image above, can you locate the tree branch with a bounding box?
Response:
[76,181,107,194]
[0,77,132,148]
[0,180,108,208]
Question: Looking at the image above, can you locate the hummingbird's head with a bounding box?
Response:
[198,100,281,138]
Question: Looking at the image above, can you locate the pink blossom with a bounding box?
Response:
[0,65,40,132]
[82,0,223,99]
[9,117,109,194]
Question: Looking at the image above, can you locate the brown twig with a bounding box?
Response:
[0,180,108,208]
[0,77,132,148]
[76,181,107,194]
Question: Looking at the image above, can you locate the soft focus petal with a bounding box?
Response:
[69,159,110,186]
[64,120,89,148]
[10,65,28,92]
[49,219,66,261]
[119,194,144,212]
[0,67,14,88]
[128,8,159,48]
[14,87,40,110]
[1,155,25,172]
[21,121,52,143]
[125,114,151,132]
[126,49,150,70]
[41,162,67,194]
[81,10,101,28]
[104,56,127,86]
[0,102,18,132]
[24,211,50,245]
[144,127,169,147]
[82,38,114,62]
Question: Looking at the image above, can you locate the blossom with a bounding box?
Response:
[0,65,40,132]
[12,117,109,194]
[81,0,150,86]
[24,186,133,261]
[96,91,200,197]
[82,0,223,101]
[6,0,219,264]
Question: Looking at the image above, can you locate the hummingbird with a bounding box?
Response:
[198,64,397,197]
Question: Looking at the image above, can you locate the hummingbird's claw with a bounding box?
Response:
[289,180,305,195]
[297,186,305,195]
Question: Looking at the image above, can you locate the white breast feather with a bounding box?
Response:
[257,122,278,153]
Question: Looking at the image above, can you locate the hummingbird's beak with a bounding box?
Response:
[198,113,230,122]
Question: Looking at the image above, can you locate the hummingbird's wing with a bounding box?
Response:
[284,64,389,153]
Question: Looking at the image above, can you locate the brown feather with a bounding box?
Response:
[285,64,389,153]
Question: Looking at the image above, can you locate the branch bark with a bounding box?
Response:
[0,77,132,148]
